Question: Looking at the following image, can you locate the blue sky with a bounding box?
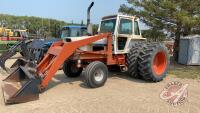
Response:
[0,0,126,24]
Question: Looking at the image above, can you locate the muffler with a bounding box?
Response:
[2,66,40,104]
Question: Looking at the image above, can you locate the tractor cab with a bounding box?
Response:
[64,14,146,53]
[60,26,87,38]
[96,14,146,54]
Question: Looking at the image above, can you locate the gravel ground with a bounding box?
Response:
[0,58,199,113]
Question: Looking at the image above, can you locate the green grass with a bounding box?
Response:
[0,41,18,53]
[0,50,6,53]
[168,63,200,79]
[0,41,17,44]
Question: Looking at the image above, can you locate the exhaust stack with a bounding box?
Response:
[87,2,94,35]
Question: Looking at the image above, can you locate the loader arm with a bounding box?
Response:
[37,33,111,89]
[1,33,112,104]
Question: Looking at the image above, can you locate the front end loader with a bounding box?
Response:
[2,33,112,104]
[1,14,170,104]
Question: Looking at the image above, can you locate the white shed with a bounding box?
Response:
[178,35,200,65]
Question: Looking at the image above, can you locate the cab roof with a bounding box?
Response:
[102,14,138,20]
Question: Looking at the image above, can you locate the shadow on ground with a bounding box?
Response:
[47,70,150,91]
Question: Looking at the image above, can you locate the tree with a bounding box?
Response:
[119,0,200,61]
[142,29,165,42]
[81,20,84,26]
[92,24,99,34]
[0,14,66,38]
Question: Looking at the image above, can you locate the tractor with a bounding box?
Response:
[0,29,28,53]
[0,25,87,71]
[0,29,28,41]
[0,2,92,69]
[1,13,170,104]
[27,25,87,63]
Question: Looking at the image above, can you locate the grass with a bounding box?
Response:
[0,41,18,53]
[0,41,17,44]
[168,62,200,79]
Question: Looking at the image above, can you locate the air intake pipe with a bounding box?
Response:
[87,2,94,35]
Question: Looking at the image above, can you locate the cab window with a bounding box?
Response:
[134,21,140,35]
[119,19,132,34]
[100,19,116,33]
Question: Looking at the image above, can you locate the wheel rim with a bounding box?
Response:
[94,69,104,82]
[153,51,167,76]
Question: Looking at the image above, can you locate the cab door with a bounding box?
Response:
[115,17,133,54]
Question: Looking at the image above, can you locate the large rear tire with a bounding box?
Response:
[127,42,143,78]
[138,43,169,82]
[63,60,83,78]
[83,61,108,88]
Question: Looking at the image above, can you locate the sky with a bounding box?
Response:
[0,0,126,24]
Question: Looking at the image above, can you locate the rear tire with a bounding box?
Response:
[127,42,143,78]
[138,43,169,82]
[63,60,83,78]
[83,61,108,88]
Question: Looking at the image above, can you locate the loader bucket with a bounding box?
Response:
[2,66,40,104]
[10,58,28,69]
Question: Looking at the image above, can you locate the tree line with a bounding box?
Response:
[0,14,80,37]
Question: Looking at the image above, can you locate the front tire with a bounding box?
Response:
[83,61,108,88]
[63,60,83,78]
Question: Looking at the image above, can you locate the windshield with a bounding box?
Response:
[61,27,87,38]
[100,19,116,33]
[61,28,70,38]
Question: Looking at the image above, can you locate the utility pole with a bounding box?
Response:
[49,19,51,33]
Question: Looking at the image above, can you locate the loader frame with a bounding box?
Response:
[36,33,125,89]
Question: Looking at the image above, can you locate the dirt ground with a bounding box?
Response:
[0,58,199,113]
